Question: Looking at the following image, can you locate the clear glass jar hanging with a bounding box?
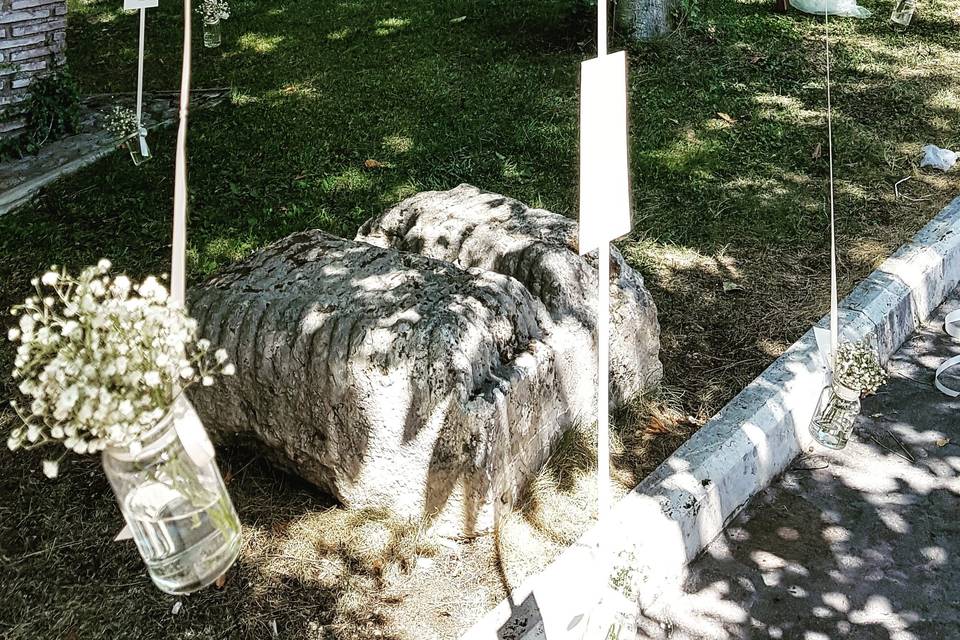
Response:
[809,380,861,450]
[890,0,917,27]
[102,397,241,594]
[123,127,152,166]
[203,18,222,48]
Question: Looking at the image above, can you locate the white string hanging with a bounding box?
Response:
[170,0,192,305]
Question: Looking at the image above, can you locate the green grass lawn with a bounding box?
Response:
[2,0,960,638]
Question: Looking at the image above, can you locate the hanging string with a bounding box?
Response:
[171,0,192,306]
[824,5,839,365]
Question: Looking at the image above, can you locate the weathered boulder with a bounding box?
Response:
[356,184,662,423]
[188,230,568,535]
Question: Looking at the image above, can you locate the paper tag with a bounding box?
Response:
[813,325,833,371]
[138,132,151,159]
[124,0,158,9]
[578,51,632,255]
[173,396,216,467]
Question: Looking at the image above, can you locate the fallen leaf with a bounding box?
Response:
[936,438,951,447]
[363,159,382,169]
[812,143,822,159]
[723,280,745,293]
[223,468,234,484]
[450,15,467,23]
[215,572,228,589]
[717,112,737,125]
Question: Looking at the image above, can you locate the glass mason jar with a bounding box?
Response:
[203,18,222,48]
[809,380,861,450]
[102,398,241,594]
[123,127,152,166]
[890,0,917,26]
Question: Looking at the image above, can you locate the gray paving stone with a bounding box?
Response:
[636,288,960,640]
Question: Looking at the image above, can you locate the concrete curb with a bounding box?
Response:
[460,195,960,640]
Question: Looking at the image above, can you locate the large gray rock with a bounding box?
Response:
[189,230,568,535]
[356,184,662,423]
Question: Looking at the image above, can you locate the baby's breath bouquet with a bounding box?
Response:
[198,0,230,23]
[810,339,888,450]
[6,260,234,478]
[833,340,887,396]
[103,105,138,141]
[7,260,242,594]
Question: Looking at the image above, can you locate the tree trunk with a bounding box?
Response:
[616,0,678,41]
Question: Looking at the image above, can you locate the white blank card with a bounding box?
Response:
[578,51,632,255]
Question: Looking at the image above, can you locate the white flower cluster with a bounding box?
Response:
[834,340,887,396]
[198,0,230,23]
[6,261,235,478]
[104,105,138,140]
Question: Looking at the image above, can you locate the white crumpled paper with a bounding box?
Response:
[789,0,872,18]
[920,145,958,172]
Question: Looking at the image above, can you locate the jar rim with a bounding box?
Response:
[833,380,860,401]
[104,408,178,461]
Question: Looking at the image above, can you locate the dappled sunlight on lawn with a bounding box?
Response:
[236,32,285,54]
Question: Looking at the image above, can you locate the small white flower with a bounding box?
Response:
[180,366,195,380]
[144,371,162,387]
[61,321,80,338]
[7,328,20,341]
[222,363,236,376]
[97,259,112,273]
[202,375,214,387]
[41,272,58,286]
[7,436,20,451]
[215,349,228,364]
[42,460,59,479]
[197,339,211,350]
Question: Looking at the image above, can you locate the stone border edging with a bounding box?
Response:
[460,195,960,640]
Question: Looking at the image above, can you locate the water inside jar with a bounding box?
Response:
[125,481,240,594]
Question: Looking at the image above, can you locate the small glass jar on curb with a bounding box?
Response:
[203,19,222,48]
[809,380,861,450]
[102,398,241,595]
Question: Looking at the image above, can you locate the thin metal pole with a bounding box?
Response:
[136,8,146,129]
[596,0,610,521]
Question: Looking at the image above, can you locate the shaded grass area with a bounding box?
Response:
[2,0,960,637]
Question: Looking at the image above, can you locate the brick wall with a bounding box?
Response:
[0,0,68,143]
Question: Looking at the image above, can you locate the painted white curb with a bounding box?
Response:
[460,195,960,640]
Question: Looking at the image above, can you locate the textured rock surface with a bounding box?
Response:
[616,0,677,41]
[357,184,662,422]
[188,230,568,535]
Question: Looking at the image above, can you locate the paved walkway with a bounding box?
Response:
[636,289,960,640]
[0,89,229,216]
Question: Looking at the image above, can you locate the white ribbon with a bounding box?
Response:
[935,310,960,397]
[116,0,212,544]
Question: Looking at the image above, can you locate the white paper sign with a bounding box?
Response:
[124,0,158,10]
[578,51,632,255]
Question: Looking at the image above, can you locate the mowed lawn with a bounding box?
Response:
[1,0,960,638]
